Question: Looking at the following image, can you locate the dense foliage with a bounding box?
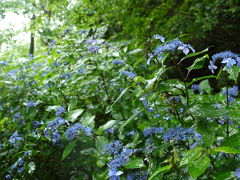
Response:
[1,27,240,179]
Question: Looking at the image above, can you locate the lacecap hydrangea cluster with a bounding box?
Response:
[208,51,240,73]
[103,141,135,179]
[147,34,195,65]
[66,123,92,141]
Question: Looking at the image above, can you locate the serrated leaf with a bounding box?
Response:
[62,141,76,160]
[213,147,240,153]
[180,147,203,167]
[188,155,210,178]
[67,109,84,122]
[125,159,145,169]
[149,165,172,180]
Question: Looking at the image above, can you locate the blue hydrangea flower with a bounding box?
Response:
[221,58,236,68]
[112,60,125,65]
[126,130,136,136]
[5,175,11,179]
[17,167,24,174]
[83,127,92,136]
[31,121,41,129]
[212,51,239,62]
[17,158,24,166]
[106,126,115,134]
[55,106,66,116]
[44,117,68,141]
[208,61,217,74]
[236,168,240,179]
[222,86,238,103]
[52,130,61,144]
[162,127,194,142]
[66,123,83,141]
[9,131,24,147]
[191,84,200,93]
[143,127,164,137]
[104,141,123,156]
[153,34,165,42]
[120,71,136,78]
[27,100,37,108]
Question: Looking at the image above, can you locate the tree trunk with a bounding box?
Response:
[29,14,36,56]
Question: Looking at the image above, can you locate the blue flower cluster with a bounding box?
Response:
[104,141,123,156]
[44,117,69,144]
[112,59,125,65]
[236,168,240,179]
[139,97,153,112]
[108,148,134,178]
[66,123,92,141]
[27,100,37,108]
[120,71,136,78]
[209,51,240,73]
[191,84,200,93]
[9,131,24,147]
[149,37,195,64]
[162,127,197,142]
[143,127,164,137]
[222,86,238,103]
[55,106,66,116]
[165,96,181,104]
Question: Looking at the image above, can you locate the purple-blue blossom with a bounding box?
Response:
[104,141,123,156]
[9,131,24,147]
[236,168,240,179]
[222,86,238,103]
[120,71,136,78]
[153,34,165,42]
[191,84,200,93]
[162,127,195,142]
[208,61,217,74]
[143,127,164,137]
[27,100,37,108]
[55,106,66,116]
[112,60,125,65]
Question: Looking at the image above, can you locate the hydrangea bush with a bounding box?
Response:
[0,28,240,179]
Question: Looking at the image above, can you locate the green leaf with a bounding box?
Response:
[80,113,95,128]
[197,120,215,146]
[125,158,145,169]
[199,79,211,94]
[187,54,208,73]
[62,141,76,160]
[112,85,132,106]
[128,48,143,55]
[68,96,78,111]
[222,133,240,147]
[148,165,172,180]
[213,147,240,153]
[229,66,240,83]
[180,147,204,167]
[188,155,210,178]
[95,136,108,153]
[67,109,84,122]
